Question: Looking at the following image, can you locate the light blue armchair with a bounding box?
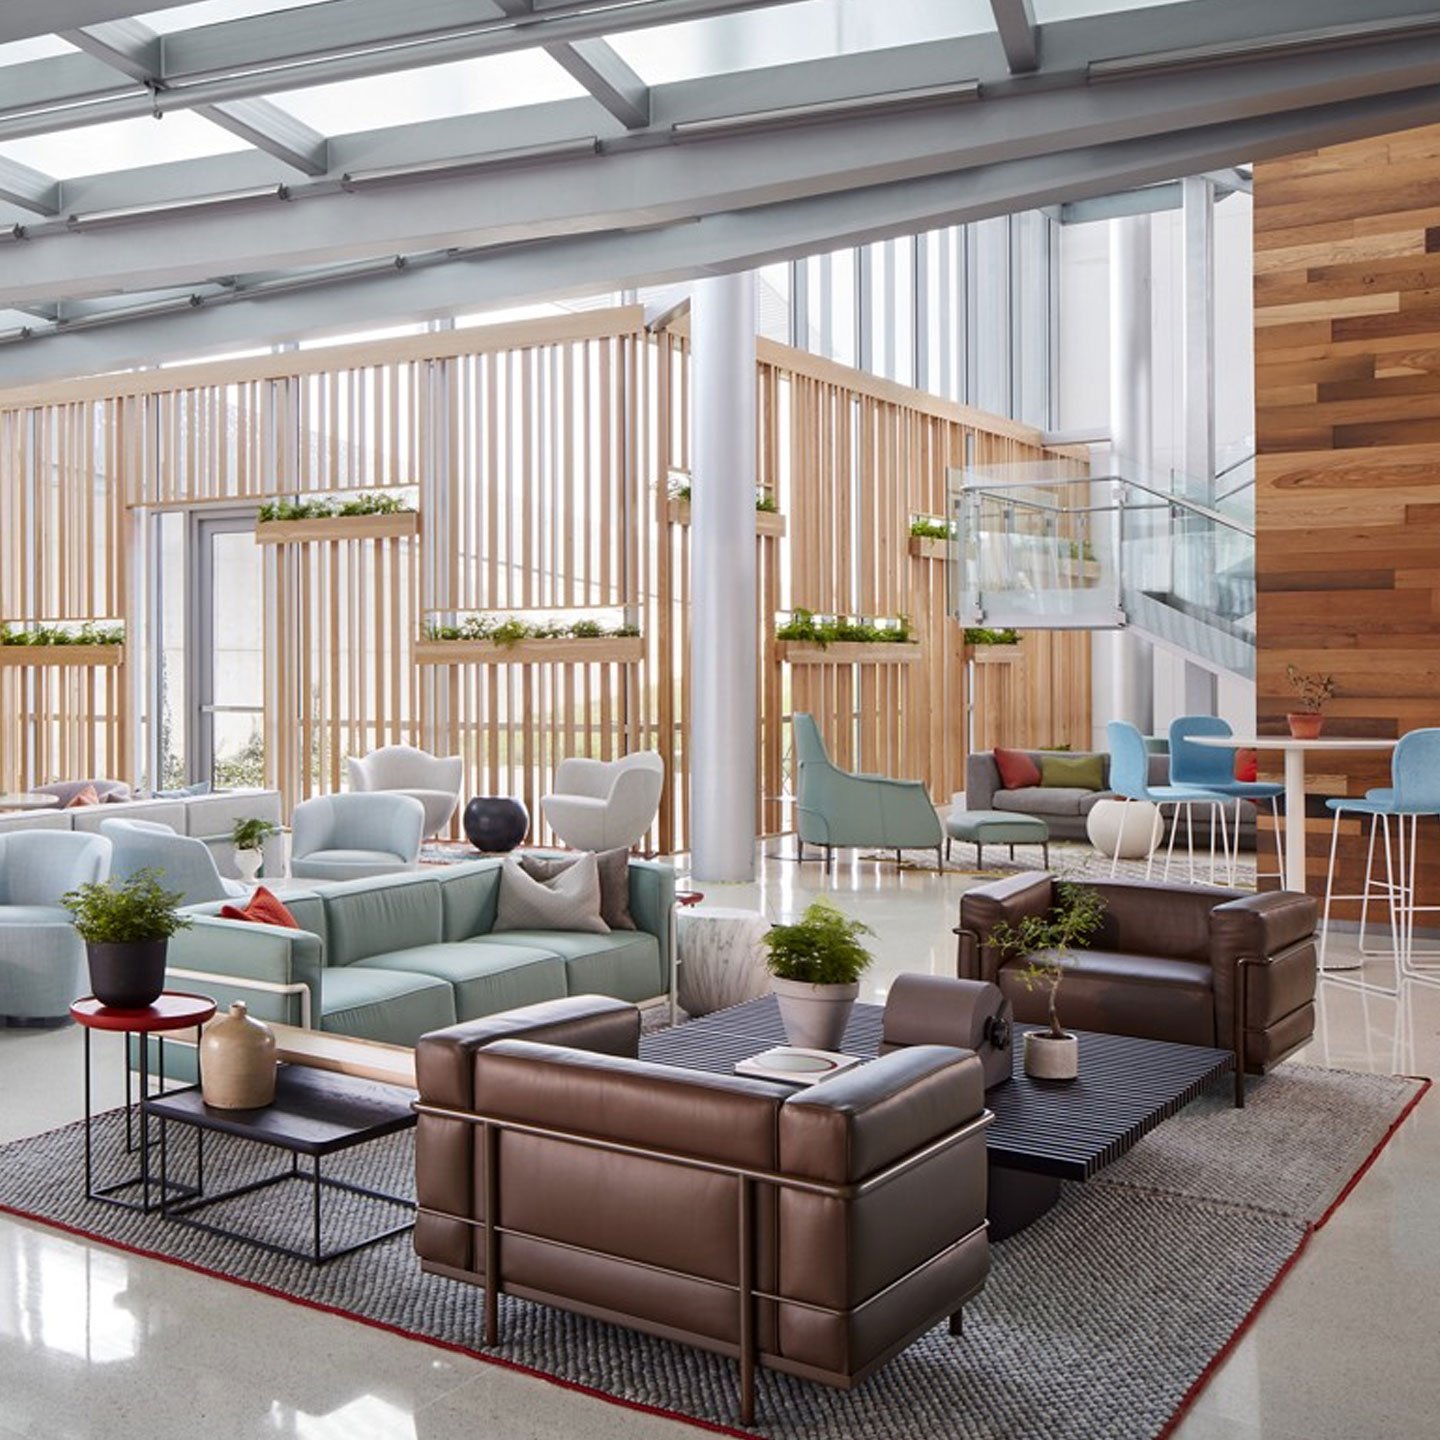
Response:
[791,713,944,871]
[290,792,426,881]
[0,830,112,1022]
[100,817,248,907]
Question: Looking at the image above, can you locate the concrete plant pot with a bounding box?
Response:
[1023,1030,1079,1081]
[233,847,263,883]
[772,978,859,1051]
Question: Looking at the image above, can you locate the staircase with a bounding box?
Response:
[949,457,1256,679]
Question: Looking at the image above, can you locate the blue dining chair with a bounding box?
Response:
[1106,720,1234,882]
[1321,728,1440,979]
[1169,716,1286,885]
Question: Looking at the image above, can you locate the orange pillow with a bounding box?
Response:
[65,784,100,808]
[1235,748,1259,784]
[994,747,1042,790]
[221,886,300,929]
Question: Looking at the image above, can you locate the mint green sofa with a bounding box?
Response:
[163,858,675,1054]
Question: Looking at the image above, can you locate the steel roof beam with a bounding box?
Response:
[0,156,60,217]
[990,0,1040,74]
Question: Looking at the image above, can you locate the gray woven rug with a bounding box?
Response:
[0,1065,1425,1440]
[867,840,1259,887]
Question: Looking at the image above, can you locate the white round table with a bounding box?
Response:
[675,906,772,1017]
[0,792,60,812]
[1189,735,1397,895]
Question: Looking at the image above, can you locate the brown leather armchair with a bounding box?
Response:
[956,872,1318,1106]
[413,997,992,1423]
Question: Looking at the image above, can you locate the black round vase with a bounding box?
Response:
[463,796,530,853]
[87,939,169,1010]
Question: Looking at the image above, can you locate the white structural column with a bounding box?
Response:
[1106,213,1154,733]
[689,273,758,881]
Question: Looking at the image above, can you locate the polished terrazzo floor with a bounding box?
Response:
[1,849,1436,1440]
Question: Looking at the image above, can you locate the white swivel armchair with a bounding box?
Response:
[346,745,464,838]
[100,818,248,907]
[540,752,664,852]
[291,793,426,881]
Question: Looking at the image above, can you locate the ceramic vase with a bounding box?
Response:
[200,1001,277,1109]
[1023,1030,1079,1081]
[233,846,263,883]
[1286,712,1324,740]
[772,978,858,1051]
[463,796,530,852]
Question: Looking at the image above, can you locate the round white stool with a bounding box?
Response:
[1086,799,1163,861]
[676,907,771,1017]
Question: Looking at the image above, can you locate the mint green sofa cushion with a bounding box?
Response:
[319,965,455,1046]
[352,941,566,1019]
[323,873,442,965]
[437,861,503,941]
[482,929,663,1004]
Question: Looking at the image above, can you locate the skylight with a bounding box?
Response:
[0,112,254,181]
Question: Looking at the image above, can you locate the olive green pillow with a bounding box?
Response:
[1039,753,1104,791]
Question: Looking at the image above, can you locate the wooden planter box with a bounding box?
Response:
[415,636,645,666]
[667,498,787,538]
[968,644,1023,665]
[0,644,124,667]
[908,535,951,560]
[255,511,419,544]
[776,641,920,665]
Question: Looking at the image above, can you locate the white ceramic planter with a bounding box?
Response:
[233,846,263,883]
[1023,1030,1079,1081]
[772,978,859,1052]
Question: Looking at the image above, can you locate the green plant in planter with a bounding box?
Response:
[763,899,874,986]
[1285,664,1335,714]
[0,621,124,647]
[963,626,1020,646]
[231,817,280,852]
[989,882,1104,1040]
[63,869,192,945]
[776,609,914,647]
[909,516,952,541]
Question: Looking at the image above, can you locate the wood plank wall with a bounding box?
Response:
[0,307,1090,849]
[1255,123,1440,909]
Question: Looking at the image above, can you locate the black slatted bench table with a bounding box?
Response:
[641,995,1234,1238]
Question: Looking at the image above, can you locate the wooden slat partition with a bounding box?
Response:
[1255,122,1440,909]
[0,304,1089,849]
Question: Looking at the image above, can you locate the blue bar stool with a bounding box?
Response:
[1169,716,1285,886]
[1321,728,1440,978]
[1106,721,1233,883]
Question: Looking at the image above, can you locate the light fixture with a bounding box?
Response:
[1089,15,1440,81]
[340,137,600,191]
[67,185,290,230]
[671,81,980,140]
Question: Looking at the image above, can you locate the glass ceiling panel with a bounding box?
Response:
[608,0,995,85]
[270,51,587,132]
[0,36,78,65]
[1034,1,1212,19]
[139,0,321,32]
[0,111,253,180]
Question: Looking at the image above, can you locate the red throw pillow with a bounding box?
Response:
[221,886,300,929]
[65,783,100,808]
[994,747,1042,790]
[1235,748,1259,784]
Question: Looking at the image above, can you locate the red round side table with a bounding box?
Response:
[70,992,216,1213]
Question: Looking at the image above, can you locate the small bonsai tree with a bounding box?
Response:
[762,899,874,986]
[1286,664,1335,714]
[231,817,280,853]
[989,883,1105,1039]
[63,869,192,946]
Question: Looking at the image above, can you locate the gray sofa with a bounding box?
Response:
[965,749,1256,849]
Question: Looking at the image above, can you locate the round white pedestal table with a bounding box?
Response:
[675,906,772,1017]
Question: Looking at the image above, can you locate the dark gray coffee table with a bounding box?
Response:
[143,1064,417,1263]
[640,996,1233,1237]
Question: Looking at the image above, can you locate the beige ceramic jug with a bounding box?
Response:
[200,1001,278,1109]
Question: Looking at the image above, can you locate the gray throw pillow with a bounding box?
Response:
[495,852,609,934]
[519,848,636,931]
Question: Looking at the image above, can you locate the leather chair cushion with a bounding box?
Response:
[1211,891,1319,962]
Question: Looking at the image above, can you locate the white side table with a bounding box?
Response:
[1086,798,1163,860]
[676,907,771,1017]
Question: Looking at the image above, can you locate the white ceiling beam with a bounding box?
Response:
[989,0,1040,74]
[6,23,1440,305]
[0,156,60,217]
[7,77,1440,389]
[62,20,331,177]
[491,0,651,129]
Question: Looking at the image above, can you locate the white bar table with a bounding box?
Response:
[1190,736,1397,895]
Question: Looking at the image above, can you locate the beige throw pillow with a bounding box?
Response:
[519,848,636,930]
[494,851,609,934]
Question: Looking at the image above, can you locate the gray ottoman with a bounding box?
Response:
[944,810,1050,868]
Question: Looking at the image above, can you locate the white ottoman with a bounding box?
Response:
[676,907,771,1017]
[1086,799,1163,861]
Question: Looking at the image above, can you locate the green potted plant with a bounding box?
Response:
[762,899,874,1050]
[989,883,1105,1080]
[231,816,280,883]
[1285,664,1335,739]
[62,869,192,1010]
